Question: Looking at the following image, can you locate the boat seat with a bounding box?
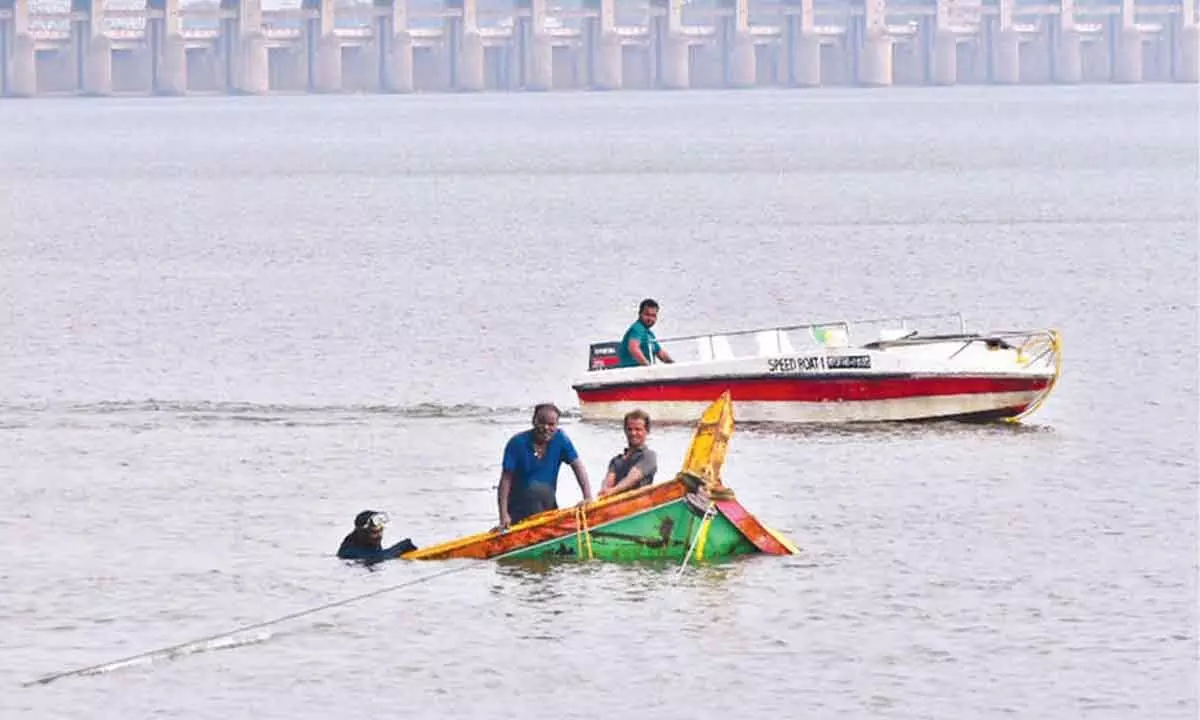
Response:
[697,337,714,362]
[710,335,735,361]
[777,332,796,354]
[754,331,780,356]
[815,326,850,348]
[755,330,798,356]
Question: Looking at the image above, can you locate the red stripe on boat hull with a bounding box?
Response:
[575,375,1049,404]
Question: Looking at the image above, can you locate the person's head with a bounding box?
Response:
[623,409,651,449]
[531,403,561,444]
[637,298,660,329]
[354,510,389,539]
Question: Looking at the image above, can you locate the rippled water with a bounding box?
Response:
[1,86,1196,719]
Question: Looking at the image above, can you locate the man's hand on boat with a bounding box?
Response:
[493,511,513,534]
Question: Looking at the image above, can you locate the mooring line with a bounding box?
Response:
[23,564,474,688]
[676,503,717,579]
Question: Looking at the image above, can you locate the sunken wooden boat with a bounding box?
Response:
[403,391,798,563]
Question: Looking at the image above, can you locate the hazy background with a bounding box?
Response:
[1,85,1196,719]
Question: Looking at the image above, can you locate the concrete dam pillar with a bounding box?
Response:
[659,35,689,88]
[304,0,341,91]
[1181,21,1199,83]
[314,35,343,92]
[593,32,623,89]
[1,0,38,96]
[1052,0,1082,83]
[147,0,187,94]
[993,28,1020,83]
[526,34,553,90]
[517,0,553,90]
[72,0,113,95]
[456,31,484,91]
[1053,27,1082,82]
[785,0,821,87]
[388,31,415,91]
[932,31,957,84]
[375,0,413,91]
[445,0,483,91]
[221,0,268,93]
[727,33,755,87]
[1113,28,1143,82]
[858,0,892,85]
[585,0,622,89]
[990,0,1020,83]
[1112,0,1142,82]
[724,0,755,87]
[653,0,689,89]
[859,36,892,85]
[791,31,820,85]
[931,0,962,84]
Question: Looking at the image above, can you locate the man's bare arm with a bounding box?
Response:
[497,470,514,528]
[599,469,617,494]
[628,339,650,365]
[600,466,645,497]
[570,458,593,501]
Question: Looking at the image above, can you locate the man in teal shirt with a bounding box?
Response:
[617,298,675,367]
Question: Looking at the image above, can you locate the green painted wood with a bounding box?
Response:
[499,498,758,562]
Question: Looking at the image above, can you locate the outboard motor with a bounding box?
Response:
[587,341,622,370]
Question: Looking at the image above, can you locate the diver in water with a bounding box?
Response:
[337,510,417,566]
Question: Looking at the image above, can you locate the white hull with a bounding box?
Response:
[573,316,1063,425]
[578,390,1043,424]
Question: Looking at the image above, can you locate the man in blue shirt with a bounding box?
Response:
[497,403,593,528]
[617,298,675,367]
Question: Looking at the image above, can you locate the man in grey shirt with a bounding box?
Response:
[598,409,658,497]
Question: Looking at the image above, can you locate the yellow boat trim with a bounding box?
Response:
[763,525,801,554]
[693,511,714,561]
[1008,329,1063,424]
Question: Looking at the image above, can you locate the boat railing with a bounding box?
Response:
[866,327,1061,370]
[585,313,1062,370]
[987,329,1062,370]
[646,312,969,365]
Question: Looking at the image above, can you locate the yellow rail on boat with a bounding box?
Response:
[1009,329,1063,423]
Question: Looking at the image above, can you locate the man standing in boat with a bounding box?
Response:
[617,298,675,367]
[598,409,658,498]
[497,403,593,529]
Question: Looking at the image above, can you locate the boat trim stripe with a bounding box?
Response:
[574,374,1050,403]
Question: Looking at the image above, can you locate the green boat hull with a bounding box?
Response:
[496,498,759,562]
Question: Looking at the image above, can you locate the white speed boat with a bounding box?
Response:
[571,312,1062,424]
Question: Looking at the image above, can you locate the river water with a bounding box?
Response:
[1,86,1196,719]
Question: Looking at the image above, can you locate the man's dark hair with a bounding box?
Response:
[532,403,561,423]
[623,409,652,432]
[638,298,659,313]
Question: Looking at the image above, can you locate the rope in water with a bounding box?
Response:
[574,504,594,561]
[676,503,717,578]
[22,564,474,688]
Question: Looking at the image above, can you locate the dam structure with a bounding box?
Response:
[1,0,1196,96]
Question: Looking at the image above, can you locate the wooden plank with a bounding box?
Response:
[715,498,798,555]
